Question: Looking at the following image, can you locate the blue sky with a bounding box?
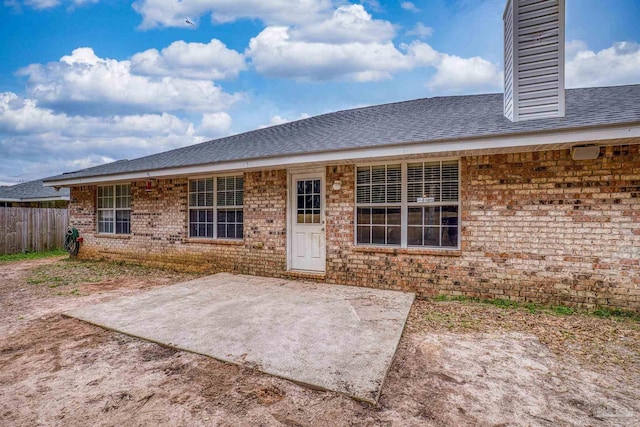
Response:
[1,0,639,185]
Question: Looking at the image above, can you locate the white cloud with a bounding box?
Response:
[400,2,419,12]
[12,0,98,9]
[132,0,332,29]
[359,0,382,13]
[18,47,242,114]
[24,0,59,9]
[2,42,245,183]
[401,41,501,91]
[404,41,440,66]
[247,26,502,90]
[71,0,98,5]
[566,41,640,88]
[0,92,205,184]
[247,26,413,82]
[0,92,196,139]
[406,22,433,39]
[65,155,116,171]
[259,113,310,128]
[130,39,246,80]
[199,112,232,136]
[243,4,407,81]
[0,92,64,133]
[292,5,395,44]
[244,4,500,91]
[565,39,589,59]
[428,54,502,92]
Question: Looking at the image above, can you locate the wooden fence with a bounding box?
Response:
[0,207,69,255]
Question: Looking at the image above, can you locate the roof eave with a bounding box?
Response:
[43,123,640,187]
[0,196,69,202]
[20,196,70,202]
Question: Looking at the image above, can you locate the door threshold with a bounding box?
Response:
[286,270,326,281]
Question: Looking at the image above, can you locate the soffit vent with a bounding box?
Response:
[504,0,565,122]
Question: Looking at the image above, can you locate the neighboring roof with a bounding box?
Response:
[0,179,70,202]
[44,84,640,184]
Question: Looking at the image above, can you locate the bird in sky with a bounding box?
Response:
[185,18,195,27]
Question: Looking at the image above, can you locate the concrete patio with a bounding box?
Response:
[65,273,415,403]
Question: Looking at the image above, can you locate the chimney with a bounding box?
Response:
[504,0,565,121]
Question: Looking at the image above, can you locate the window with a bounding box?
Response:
[407,161,459,247]
[188,176,243,239]
[296,179,321,224]
[355,160,459,249]
[356,164,401,245]
[97,184,131,234]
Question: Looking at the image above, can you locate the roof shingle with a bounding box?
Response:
[0,180,70,201]
[44,85,640,182]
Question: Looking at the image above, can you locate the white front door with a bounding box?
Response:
[289,172,326,272]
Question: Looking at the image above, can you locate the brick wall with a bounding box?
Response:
[461,145,640,309]
[324,145,640,310]
[69,185,96,234]
[69,144,640,310]
[70,170,288,275]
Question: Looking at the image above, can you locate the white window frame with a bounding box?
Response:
[97,184,131,235]
[188,174,244,240]
[354,159,461,249]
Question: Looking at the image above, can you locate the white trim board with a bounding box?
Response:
[44,124,640,187]
[0,196,68,202]
[20,196,70,201]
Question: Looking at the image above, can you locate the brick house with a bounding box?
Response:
[0,179,69,208]
[44,0,640,310]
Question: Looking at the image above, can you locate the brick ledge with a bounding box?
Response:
[286,270,326,281]
[352,246,461,257]
[184,238,244,246]
[93,234,131,240]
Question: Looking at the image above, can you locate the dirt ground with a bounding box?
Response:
[1,257,639,426]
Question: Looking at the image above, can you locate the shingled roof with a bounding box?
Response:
[44,84,640,183]
[0,179,70,201]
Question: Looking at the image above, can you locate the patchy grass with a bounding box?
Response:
[551,305,575,316]
[430,294,639,320]
[593,307,640,322]
[434,294,466,302]
[422,311,481,331]
[25,258,199,292]
[0,249,67,263]
[27,275,69,288]
[486,298,521,309]
[418,296,640,372]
